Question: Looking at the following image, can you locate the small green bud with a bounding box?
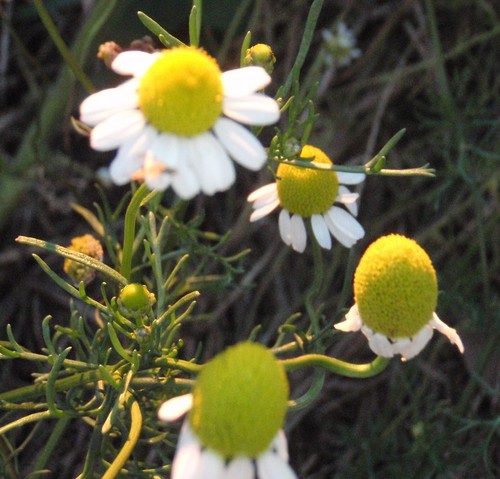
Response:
[119,283,156,312]
[243,43,276,74]
[63,234,103,285]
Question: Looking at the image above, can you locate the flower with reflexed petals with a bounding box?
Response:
[80,46,280,198]
[158,342,297,479]
[248,144,365,252]
[335,234,464,360]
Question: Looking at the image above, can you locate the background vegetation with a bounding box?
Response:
[0,0,498,477]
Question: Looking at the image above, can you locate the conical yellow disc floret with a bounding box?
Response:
[277,145,339,217]
[189,341,289,458]
[354,234,438,338]
[138,47,223,137]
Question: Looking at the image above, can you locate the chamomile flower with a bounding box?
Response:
[158,342,297,479]
[335,234,464,361]
[248,144,365,252]
[80,46,280,198]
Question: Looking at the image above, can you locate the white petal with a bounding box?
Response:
[223,94,280,126]
[337,185,359,216]
[194,449,225,479]
[271,430,289,462]
[429,313,464,353]
[279,209,292,246]
[224,458,254,479]
[90,110,146,151]
[324,206,365,248]
[222,66,271,97]
[187,133,236,195]
[172,424,202,479]
[158,394,193,422]
[257,451,297,479]
[366,331,395,358]
[171,154,201,200]
[335,304,363,332]
[249,198,280,222]
[311,214,332,250]
[150,132,181,169]
[396,326,434,361]
[247,182,278,203]
[337,171,365,185]
[80,81,139,126]
[108,152,143,185]
[111,50,157,76]
[290,214,307,253]
[213,118,267,170]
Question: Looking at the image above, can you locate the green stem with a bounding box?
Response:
[32,0,94,93]
[305,234,324,337]
[121,184,154,281]
[102,393,142,479]
[33,418,71,472]
[0,411,52,436]
[281,354,391,378]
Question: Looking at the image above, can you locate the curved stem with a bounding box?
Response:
[102,394,142,479]
[281,354,391,378]
[288,369,325,411]
[121,184,154,281]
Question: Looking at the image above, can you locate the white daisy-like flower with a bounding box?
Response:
[335,234,464,361]
[158,342,297,479]
[248,144,365,252]
[80,46,280,198]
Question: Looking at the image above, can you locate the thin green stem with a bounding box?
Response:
[33,418,71,472]
[0,411,52,436]
[121,184,154,281]
[32,0,94,93]
[281,354,391,378]
[305,234,324,338]
[102,394,142,479]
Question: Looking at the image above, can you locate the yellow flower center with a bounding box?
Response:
[138,47,223,137]
[276,145,339,217]
[354,234,438,338]
[189,341,289,458]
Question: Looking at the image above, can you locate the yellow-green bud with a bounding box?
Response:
[243,44,276,74]
[119,283,156,312]
[63,234,103,285]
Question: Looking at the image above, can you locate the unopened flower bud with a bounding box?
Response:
[97,41,122,69]
[63,234,104,285]
[119,283,156,313]
[243,43,276,74]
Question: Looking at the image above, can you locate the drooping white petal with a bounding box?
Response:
[186,133,235,195]
[143,154,172,191]
[90,110,146,151]
[311,214,332,250]
[171,155,201,200]
[271,430,289,462]
[337,171,365,185]
[257,451,297,479]
[222,66,271,97]
[171,423,202,479]
[337,185,359,216]
[324,206,365,248]
[80,80,139,126]
[158,394,193,422]
[366,331,395,358]
[150,132,182,170]
[195,449,225,479]
[429,313,464,353]
[247,182,278,204]
[278,209,292,246]
[290,214,307,253]
[109,152,143,185]
[250,198,280,222]
[224,457,254,479]
[223,94,280,126]
[213,118,267,171]
[334,304,363,332]
[396,326,434,361]
[111,50,157,77]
